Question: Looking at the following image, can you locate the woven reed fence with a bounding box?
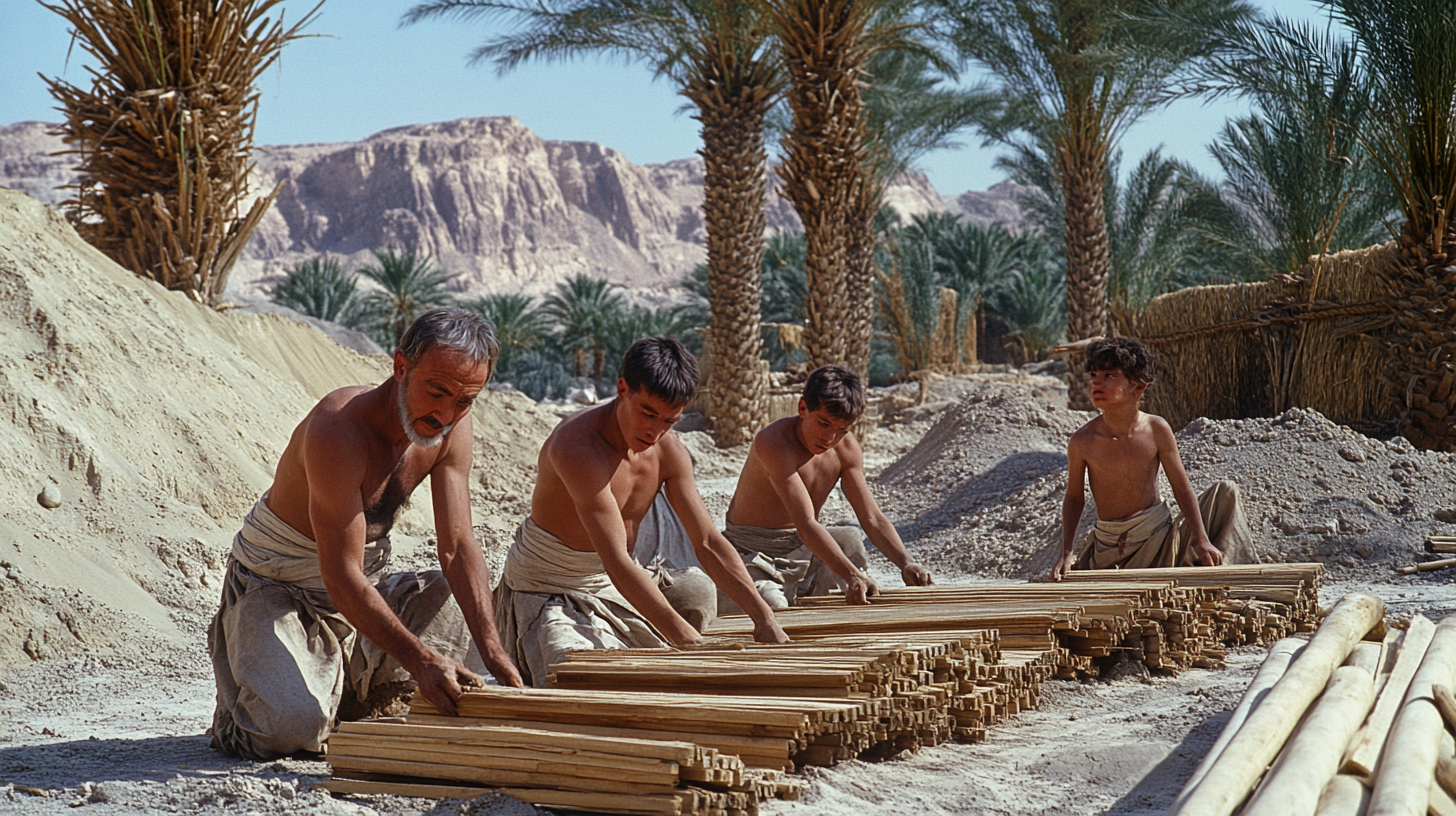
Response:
[1126,244,1397,433]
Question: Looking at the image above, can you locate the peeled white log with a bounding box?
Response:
[1172,638,1306,811]
[1344,615,1437,777]
[1368,615,1456,816]
[1172,592,1385,816]
[1314,775,1369,816]
[1344,642,1383,677]
[1243,666,1377,816]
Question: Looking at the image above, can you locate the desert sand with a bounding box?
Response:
[2,183,1455,815]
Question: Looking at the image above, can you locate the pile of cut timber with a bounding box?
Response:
[321,720,798,815]
[1172,591,1456,816]
[781,565,1321,676]
[547,632,1052,749]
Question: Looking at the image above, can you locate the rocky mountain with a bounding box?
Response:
[0,117,1024,298]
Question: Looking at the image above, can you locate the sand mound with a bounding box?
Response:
[0,187,557,668]
[880,382,1456,580]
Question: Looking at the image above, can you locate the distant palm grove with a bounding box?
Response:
[46,0,1456,449]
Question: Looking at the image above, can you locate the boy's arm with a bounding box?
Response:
[759,437,878,604]
[1154,418,1223,567]
[838,436,931,586]
[550,438,701,646]
[1051,435,1088,581]
[660,438,789,644]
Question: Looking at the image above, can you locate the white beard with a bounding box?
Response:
[397,377,451,449]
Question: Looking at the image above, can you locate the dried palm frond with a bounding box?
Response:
[42,0,319,306]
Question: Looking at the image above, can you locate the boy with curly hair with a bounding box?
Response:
[1050,337,1253,580]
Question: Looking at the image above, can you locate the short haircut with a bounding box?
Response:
[398,307,500,369]
[1086,336,1155,385]
[621,337,698,406]
[803,364,866,420]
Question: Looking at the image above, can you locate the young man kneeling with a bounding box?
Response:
[496,338,788,686]
[1050,337,1254,580]
[722,364,931,610]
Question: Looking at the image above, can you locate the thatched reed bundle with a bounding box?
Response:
[42,0,317,306]
[1125,244,1397,432]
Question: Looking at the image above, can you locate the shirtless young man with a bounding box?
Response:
[1050,337,1250,580]
[495,337,788,686]
[209,308,523,761]
[723,364,931,609]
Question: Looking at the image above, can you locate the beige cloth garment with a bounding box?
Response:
[496,517,714,688]
[720,522,869,611]
[1073,480,1255,571]
[208,496,481,761]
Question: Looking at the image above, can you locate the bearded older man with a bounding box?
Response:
[208,308,523,760]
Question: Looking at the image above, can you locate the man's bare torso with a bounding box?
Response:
[1077,412,1165,522]
[726,417,847,528]
[267,385,445,543]
[530,402,671,553]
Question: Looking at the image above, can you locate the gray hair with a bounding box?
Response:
[397,307,500,367]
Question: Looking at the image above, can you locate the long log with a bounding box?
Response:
[1173,638,1305,810]
[1314,775,1369,816]
[1242,666,1377,816]
[1343,615,1437,777]
[1368,615,1456,816]
[1171,592,1385,816]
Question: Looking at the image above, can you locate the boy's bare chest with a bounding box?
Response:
[606,452,665,518]
[1086,434,1160,477]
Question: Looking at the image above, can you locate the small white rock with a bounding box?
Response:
[37,484,61,509]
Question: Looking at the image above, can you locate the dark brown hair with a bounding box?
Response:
[1086,336,1155,385]
[621,337,698,406]
[803,364,866,420]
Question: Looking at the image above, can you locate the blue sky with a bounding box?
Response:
[2,0,1329,195]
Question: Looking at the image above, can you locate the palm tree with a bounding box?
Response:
[1332,0,1456,450]
[541,273,626,380]
[271,257,362,325]
[599,304,702,384]
[767,0,882,373]
[1189,15,1392,278]
[462,292,550,377]
[991,243,1066,363]
[936,0,1253,404]
[402,0,777,446]
[914,215,1027,365]
[41,0,317,306]
[356,248,457,349]
[842,45,998,373]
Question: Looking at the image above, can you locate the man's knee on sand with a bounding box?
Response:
[660,567,717,631]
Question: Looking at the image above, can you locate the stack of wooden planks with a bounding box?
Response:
[321,718,799,815]
[547,632,1055,751]
[781,565,1322,676]
[1171,592,1456,816]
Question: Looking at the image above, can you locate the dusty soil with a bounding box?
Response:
[4,184,1456,815]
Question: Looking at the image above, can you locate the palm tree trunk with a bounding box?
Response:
[843,176,881,376]
[773,0,874,371]
[1385,227,1456,450]
[1058,134,1113,410]
[690,73,772,446]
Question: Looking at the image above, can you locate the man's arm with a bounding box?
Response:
[1154,418,1223,566]
[659,438,789,644]
[429,411,524,688]
[308,423,477,715]
[549,436,701,646]
[837,436,930,586]
[1051,435,1088,581]
[757,436,878,604]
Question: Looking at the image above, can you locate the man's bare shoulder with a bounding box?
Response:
[750,417,799,452]
[833,430,865,469]
[543,403,613,462]
[300,385,375,443]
